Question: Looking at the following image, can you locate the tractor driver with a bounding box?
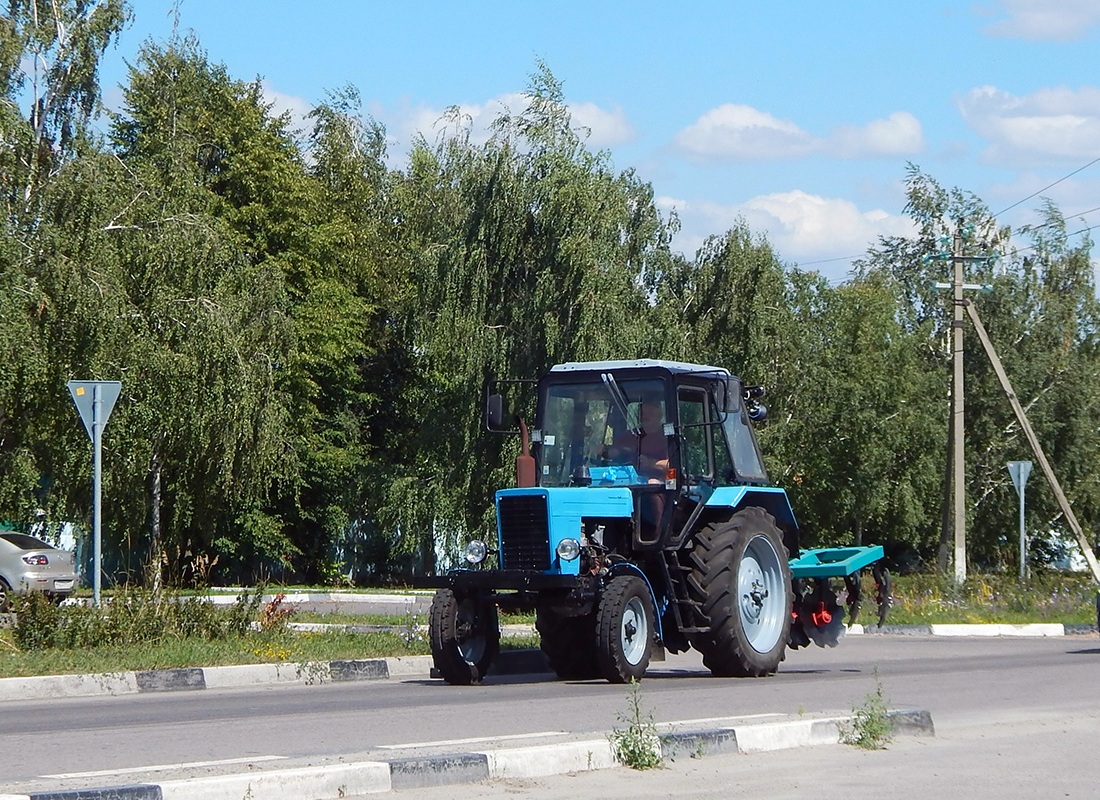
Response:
[599,400,669,483]
[636,402,670,482]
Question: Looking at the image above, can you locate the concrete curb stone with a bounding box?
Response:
[0,709,936,799]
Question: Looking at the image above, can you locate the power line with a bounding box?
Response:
[1018,204,1100,233]
[993,156,1100,218]
[795,161,1100,273]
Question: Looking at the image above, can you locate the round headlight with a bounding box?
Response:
[556,537,581,561]
[464,540,489,564]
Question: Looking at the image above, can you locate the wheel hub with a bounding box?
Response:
[620,597,648,665]
[455,600,487,663]
[737,535,785,654]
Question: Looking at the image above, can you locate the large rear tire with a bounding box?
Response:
[687,507,793,677]
[536,606,600,680]
[596,574,656,683]
[429,588,500,685]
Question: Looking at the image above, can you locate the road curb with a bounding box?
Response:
[0,708,935,799]
[0,656,435,703]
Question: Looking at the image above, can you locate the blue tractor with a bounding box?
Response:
[422,359,889,684]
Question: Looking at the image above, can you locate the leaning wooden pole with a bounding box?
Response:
[965,300,1100,584]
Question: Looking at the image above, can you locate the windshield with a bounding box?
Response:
[538,378,666,487]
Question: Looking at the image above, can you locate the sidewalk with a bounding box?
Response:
[0,703,935,800]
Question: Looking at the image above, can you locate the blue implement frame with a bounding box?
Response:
[789,545,885,579]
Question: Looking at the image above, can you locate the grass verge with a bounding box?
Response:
[886,572,1097,625]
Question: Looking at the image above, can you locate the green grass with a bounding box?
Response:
[886,572,1098,625]
[0,625,542,679]
[0,629,426,678]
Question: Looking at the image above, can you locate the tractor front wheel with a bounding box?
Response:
[688,507,793,677]
[429,588,500,685]
[596,574,656,683]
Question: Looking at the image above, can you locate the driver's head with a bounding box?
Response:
[640,401,663,431]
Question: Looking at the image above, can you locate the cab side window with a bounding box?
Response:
[677,389,710,482]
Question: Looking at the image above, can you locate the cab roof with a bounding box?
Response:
[549,359,732,377]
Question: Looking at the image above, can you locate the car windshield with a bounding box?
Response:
[538,378,665,487]
[0,532,53,550]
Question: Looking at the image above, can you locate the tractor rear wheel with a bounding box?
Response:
[687,507,793,677]
[429,588,500,685]
[535,606,600,680]
[595,574,656,683]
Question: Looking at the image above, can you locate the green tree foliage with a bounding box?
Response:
[659,223,943,552]
[0,0,129,529]
[783,276,943,549]
[380,63,676,569]
[271,86,396,581]
[1,0,130,209]
[2,5,1098,583]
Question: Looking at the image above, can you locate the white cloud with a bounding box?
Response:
[958,85,1100,162]
[376,92,633,156]
[829,112,925,157]
[384,94,519,150]
[673,104,815,160]
[261,81,313,132]
[567,101,634,147]
[982,0,1100,41]
[659,191,915,280]
[674,105,923,161]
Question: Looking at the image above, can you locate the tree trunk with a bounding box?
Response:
[148,439,163,594]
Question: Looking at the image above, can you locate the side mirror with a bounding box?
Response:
[486,393,506,431]
[746,403,768,422]
[744,385,767,422]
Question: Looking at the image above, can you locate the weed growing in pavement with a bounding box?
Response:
[839,668,894,750]
[608,678,663,770]
[295,657,329,685]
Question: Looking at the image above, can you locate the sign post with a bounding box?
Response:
[1007,460,1033,580]
[68,381,121,606]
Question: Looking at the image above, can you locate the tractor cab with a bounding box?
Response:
[492,360,788,554]
[533,361,769,495]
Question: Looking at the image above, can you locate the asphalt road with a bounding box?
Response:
[1,634,1097,795]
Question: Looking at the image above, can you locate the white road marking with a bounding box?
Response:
[377,731,569,749]
[44,755,288,779]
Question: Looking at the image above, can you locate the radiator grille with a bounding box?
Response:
[498,494,551,571]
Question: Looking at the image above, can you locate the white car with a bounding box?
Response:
[0,532,79,611]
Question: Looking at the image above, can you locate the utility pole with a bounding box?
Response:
[951,229,966,583]
[932,224,993,583]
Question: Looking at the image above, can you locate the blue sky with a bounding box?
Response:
[93,1,1100,282]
